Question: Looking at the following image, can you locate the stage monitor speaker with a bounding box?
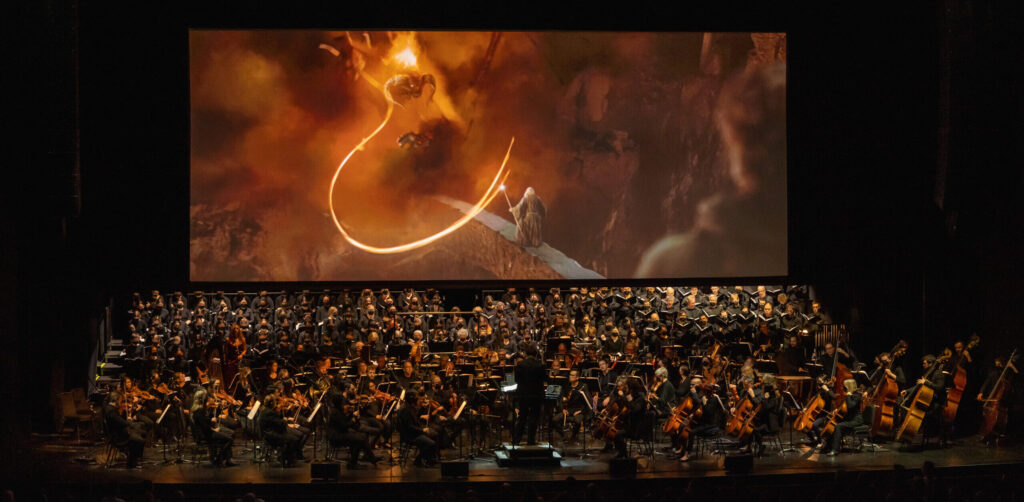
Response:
[724,453,753,474]
[610,457,637,478]
[441,460,469,478]
[310,462,340,481]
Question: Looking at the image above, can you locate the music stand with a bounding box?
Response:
[755,360,779,375]
[387,344,412,361]
[780,390,803,453]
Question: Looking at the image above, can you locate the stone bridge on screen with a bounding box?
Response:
[435,196,604,280]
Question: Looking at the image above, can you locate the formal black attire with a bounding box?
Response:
[326,403,374,466]
[397,402,438,465]
[512,355,546,445]
[103,402,146,468]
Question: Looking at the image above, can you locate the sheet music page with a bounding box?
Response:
[247,401,261,420]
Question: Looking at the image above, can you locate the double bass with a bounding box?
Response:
[894,349,952,442]
[943,335,980,424]
[979,349,1018,438]
[868,340,908,437]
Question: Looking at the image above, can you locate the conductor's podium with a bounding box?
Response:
[494,442,562,467]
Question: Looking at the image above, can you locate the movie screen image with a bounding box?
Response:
[190,30,787,282]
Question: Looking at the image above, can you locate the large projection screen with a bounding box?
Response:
[190,31,787,282]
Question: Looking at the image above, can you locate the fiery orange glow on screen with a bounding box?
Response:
[328,32,515,254]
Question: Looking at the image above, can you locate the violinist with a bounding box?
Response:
[208,378,241,430]
[326,393,379,469]
[258,395,303,467]
[103,391,146,468]
[398,391,440,466]
[118,376,155,434]
[193,396,237,466]
[821,378,868,456]
[361,381,394,449]
[336,384,377,449]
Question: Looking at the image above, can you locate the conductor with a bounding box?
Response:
[512,343,547,445]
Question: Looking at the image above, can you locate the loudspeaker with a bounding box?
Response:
[724,453,753,474]
[609,457,637,478]
[310,462,340,481]
[441,460,469,478]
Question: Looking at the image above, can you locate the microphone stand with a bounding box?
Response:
[781,390,802,453]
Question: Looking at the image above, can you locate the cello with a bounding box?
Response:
[868,340,908,438]
[725,396,762,440]
[593,400,629,440]
[894,349,952,442]
[794,346,845,432]
[943,334,980,424]
[979,349,1018,438]
[662,395,703,440]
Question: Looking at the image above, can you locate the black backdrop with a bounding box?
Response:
[5,1,1023,474]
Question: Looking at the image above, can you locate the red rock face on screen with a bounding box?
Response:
[189,31,787,282]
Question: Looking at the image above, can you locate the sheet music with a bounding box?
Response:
[453,400,467,420]
[156,404,171,424]
[247,401,261,420]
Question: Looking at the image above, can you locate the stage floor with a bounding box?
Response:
[19,434,1024,486]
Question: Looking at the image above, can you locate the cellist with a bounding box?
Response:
[820,378,868,456]
[743,374,784,457]
[677,377,727,462]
